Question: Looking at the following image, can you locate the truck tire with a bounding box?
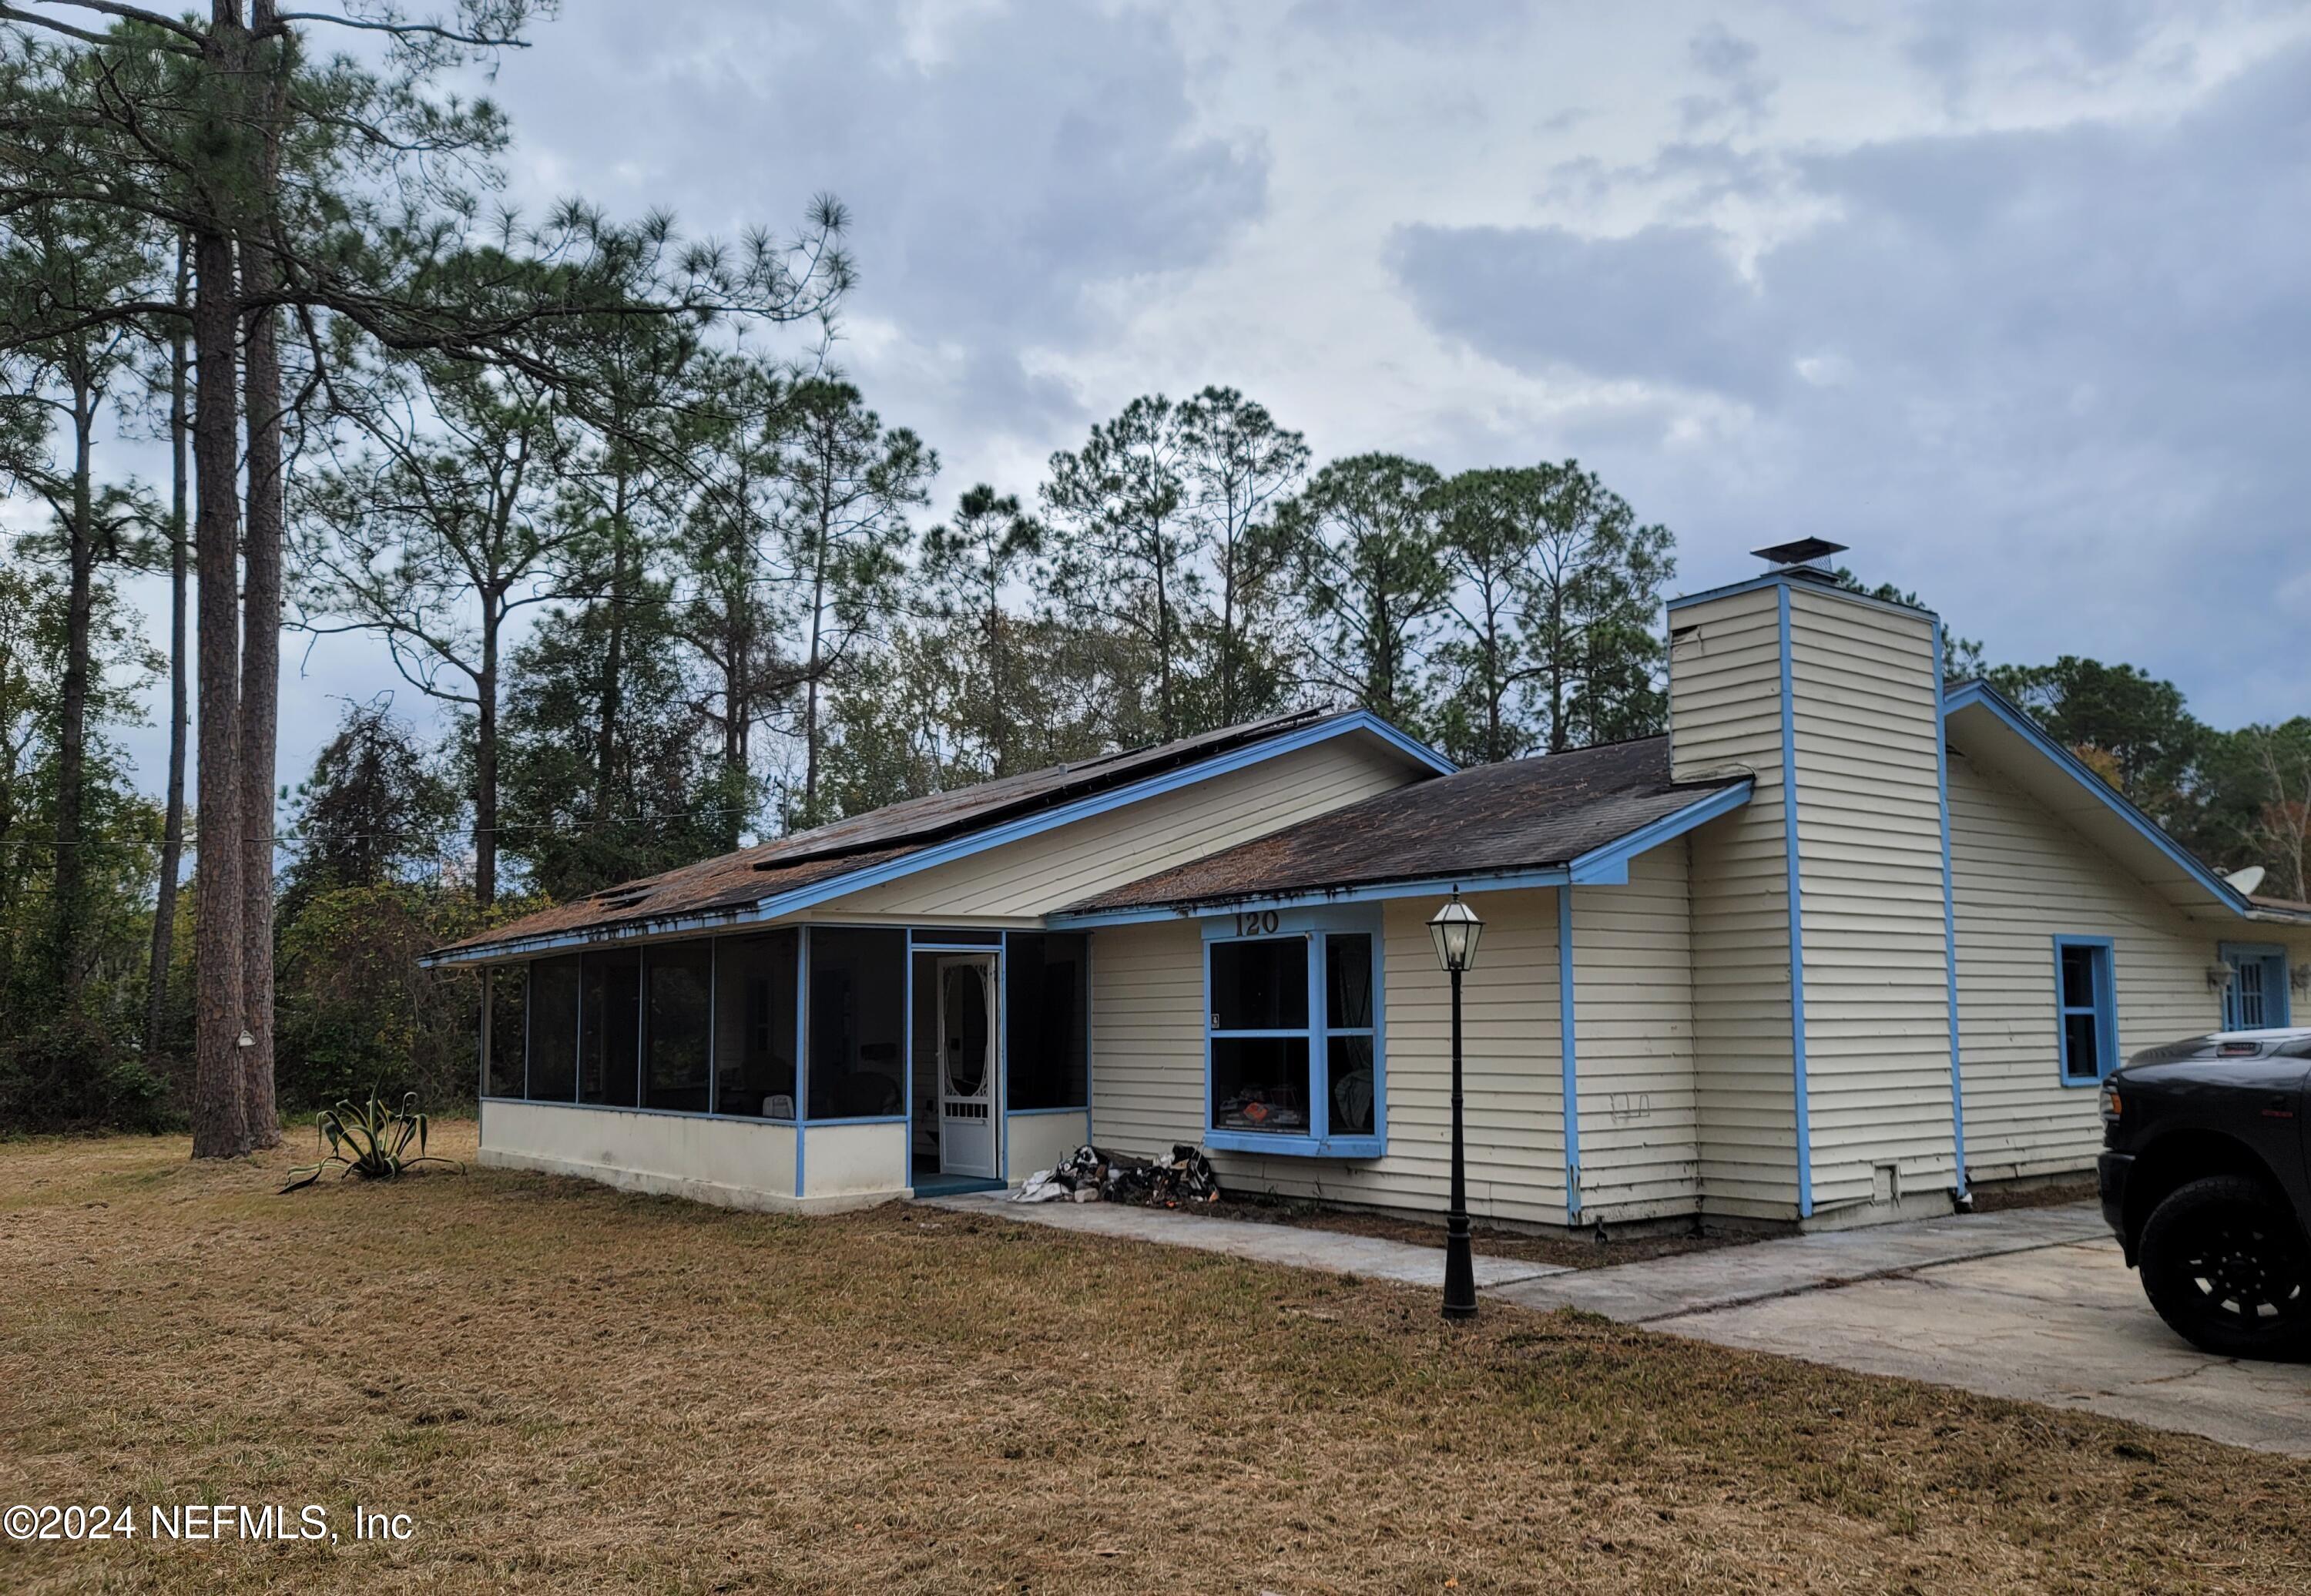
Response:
[2137,1174,2311,1360]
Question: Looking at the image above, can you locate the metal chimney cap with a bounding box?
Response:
[1752,537,1849,568]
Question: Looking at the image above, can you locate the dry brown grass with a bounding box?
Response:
[3,1122,2306,1594]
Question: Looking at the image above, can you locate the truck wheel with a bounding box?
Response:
[2137,1175,2311,1360]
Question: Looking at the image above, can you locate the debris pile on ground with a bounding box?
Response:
[1010,1144,1219,1207]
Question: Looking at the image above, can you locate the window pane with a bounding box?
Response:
[1006,933,1088,1110]
[486,967,527,1098]
[2063,1012,2101,1080]
[1210,937,1307,1031]
[1326,1034,1376,1136]
[807,928,907,1119]
[579,949,641,1107]
[713,931,798,1118]
[1212,1036,1310,1133]
[1326,934,1374,1030]
[2236,959,2266,1028]
[2059,944,2095,1010]
[528,957,579,1101]
[643,942,712,1112]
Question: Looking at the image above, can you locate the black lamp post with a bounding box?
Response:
[1427,892,1484,1322]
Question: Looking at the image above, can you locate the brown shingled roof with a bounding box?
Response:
[428,708,1366,961]
[1061,736,1747,916]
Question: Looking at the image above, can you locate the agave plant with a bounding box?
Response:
[280,1088,463,1192]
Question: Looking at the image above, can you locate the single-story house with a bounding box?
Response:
[425,556,2311,1230]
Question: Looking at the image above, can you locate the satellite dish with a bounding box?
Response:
[2224,865,2267,896]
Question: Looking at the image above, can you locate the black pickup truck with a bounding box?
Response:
[2099,1028,2311,1359]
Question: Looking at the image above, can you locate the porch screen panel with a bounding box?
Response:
[807,928,907,1120]
[485,966,527,1098]
[579,948,642,1107]
[643,941,712,1112]
[528,956,579,1101]
[1005,933,1088,1110]
[714,930,799,1118]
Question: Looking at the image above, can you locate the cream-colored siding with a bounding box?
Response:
[1671,586,1802,1219]
[1786,588,1957,1211]
[826,736,1421,924]
[1089,890,1571,1224]
[1948,750,2311,1179]
[1571,846,1700,1219]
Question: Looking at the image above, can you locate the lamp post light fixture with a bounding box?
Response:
[1427,892,1484,1322]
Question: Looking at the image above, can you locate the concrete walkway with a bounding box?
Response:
[927,1192,1570,1291]
[934,1192,2311,1456]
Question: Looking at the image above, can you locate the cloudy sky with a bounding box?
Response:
[87,0,2311,789]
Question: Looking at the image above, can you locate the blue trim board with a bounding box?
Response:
[1943,681,2252,920]
[1052,781,1753,928]
[1558,886,1581,1219]
[2051,934,2118,1087]
[1934,626,1968,1196]
[1779,583,1815,1218]
[423,711,1454,967]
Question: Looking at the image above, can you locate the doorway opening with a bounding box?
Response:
[910,948,1002,1195]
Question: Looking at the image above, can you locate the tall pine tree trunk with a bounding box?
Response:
[145,240,192,1055]
[50,366,96,991]
[238,250,282,1148]
[235,0,287,1148]
[475,623,498,907]
[189,216,247,1159]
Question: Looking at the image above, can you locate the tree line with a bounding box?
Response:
[3,5,2305,1142]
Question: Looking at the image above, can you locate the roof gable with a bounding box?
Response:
[425,709,1451,964]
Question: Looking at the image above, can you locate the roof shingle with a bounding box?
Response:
[1062,736,1747,915]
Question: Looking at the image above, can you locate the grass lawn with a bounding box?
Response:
[4,1122,2306,1594]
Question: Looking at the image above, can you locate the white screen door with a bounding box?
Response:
[936,955,998,1178]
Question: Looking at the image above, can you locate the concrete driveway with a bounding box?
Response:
[1494,1203,2311,1457]
[949,1192,2311,1454]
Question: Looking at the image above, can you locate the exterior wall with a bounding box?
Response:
[803,1121,907,1200]
[826,736,1422,924]
[1948,750,2311,1179]
[1570,844,1701,1219]
[1785,585,1958,1213]
[1670,585,1803,1219]
[1089,887,1573,1227]
[1006,1109,1091,1181]
[479,1099,821,1211]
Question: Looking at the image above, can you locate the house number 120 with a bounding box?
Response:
[1233,910,1281,937]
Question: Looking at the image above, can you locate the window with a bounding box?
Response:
[713,930,798,1118]
[2222,945,2293,1031]
[2054,936,2117,1085]
[807,928,907,1119]
[1206,919,1383,1155]
[579,949,642,1107]
[485,966,526,1099]
[527,956,579,1101]
[1006,933,1089,1111]
[642,942,711,1112]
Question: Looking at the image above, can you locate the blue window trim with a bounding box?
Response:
[1201,907,1386,1158]
[2218,941,2293,1030]
[2051,934,2118,1087]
